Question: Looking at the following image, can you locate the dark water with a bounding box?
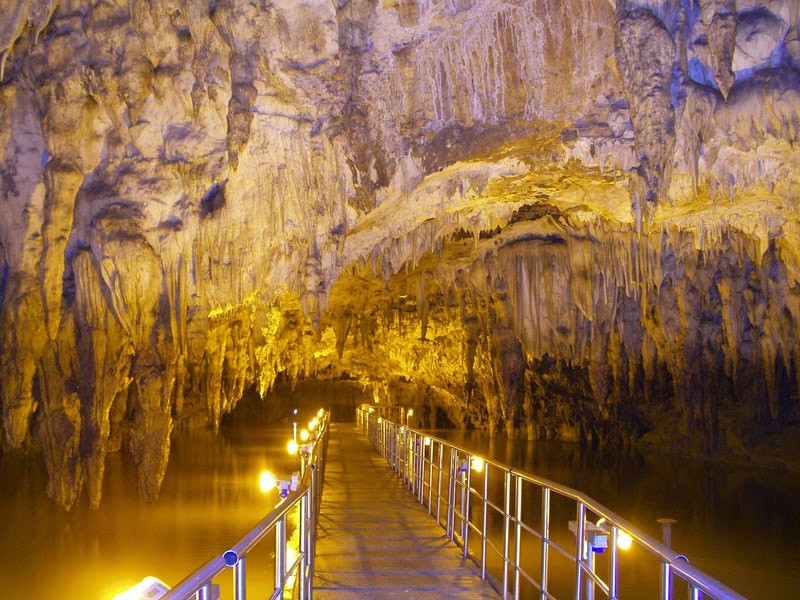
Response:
[1,417,798,599]
[0,423,302,600]
[433,430,800,599]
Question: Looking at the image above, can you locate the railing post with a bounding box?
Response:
[481,464,489,580]
[308,467,317,600]
[503,470,511,600]
[233,556,246,600]
[541,487,550,600]
[275,516,285,600]
[575,502,586,600]
[609,526,619,600]
[462,458,471,557]
[586,546,596,600]
[417,435,425,503]
[661,562,672,600]
[299,494,308,600]
[427,439,434,514]
[447,448,456,541]
[436,442,443,526]
[515,475,522,599]
[403,427,409,486]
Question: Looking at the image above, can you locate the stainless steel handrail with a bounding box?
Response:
[164,410,330,600]
[358,406,745,600]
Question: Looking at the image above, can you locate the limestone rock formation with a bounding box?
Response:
[1,0,799,509]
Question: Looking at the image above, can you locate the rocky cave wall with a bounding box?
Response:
[0,0,799,509]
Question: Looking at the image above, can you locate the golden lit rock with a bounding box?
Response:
[0,0,799,508]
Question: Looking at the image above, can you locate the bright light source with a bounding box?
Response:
[377,417,383,424]
[112,576,170,600]
[617,530,633,550]
[597,518,633,551]
[423,436,431,446]
[407,409,414,417]
[259,471,277,493]
[309,417,319,430]
[470,457,484,473]
[318,409,324,417]
[299,429,310,442]
[287,439,299,455]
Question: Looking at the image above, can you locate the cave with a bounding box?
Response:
[0,0,799,519]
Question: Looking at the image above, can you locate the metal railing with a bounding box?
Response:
[357,406,745,600]
[164,410,330,600]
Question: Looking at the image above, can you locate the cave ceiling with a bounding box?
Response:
[1,0,800,508]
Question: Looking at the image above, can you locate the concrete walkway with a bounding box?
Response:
[313,423,499,599]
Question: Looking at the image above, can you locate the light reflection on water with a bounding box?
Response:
[3,416,798,599]
[0,423,300,600]
[432,429,800,600]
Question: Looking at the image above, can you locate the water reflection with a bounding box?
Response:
[433,430,800,599]
[0,423,301,600]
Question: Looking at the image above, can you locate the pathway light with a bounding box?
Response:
[259,470,278,493]
[596,518,633,550]
[112,577,170,600]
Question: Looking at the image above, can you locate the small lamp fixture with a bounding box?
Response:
[112,577,170,600]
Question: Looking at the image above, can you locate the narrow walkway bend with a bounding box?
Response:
[313,422,499,599]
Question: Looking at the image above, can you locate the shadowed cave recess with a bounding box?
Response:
[1,0,800,510]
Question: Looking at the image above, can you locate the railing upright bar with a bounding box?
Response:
[275,516,285,600]
[447,448,453,540]
[416,434,423,499]
[307,468,316,600]
[609,526,619,600]
[233,556,246,600]
[515,474,523,599]
[503,470,511,600]
[427,439,434,514]
[481,463,489,580]
[463,459,472,557]
[436,441,443,526]
[541,487,551,599]
[662,562,673,600]
[299,495,308,600]
[575,502,586,600]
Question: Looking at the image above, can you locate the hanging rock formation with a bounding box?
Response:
[1,0,800,509]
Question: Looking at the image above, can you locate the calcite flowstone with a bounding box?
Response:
[1,0,800,508]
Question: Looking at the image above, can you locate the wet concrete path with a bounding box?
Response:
[313,422,499,599]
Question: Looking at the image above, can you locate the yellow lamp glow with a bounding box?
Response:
[597,518,633,551]
[470,457,485,473]
[287,439,299,455]
[617,530,633,550]
[112,577,170,600]
[318,408,324,417]
[299,429,310,442]
[259,471,277,493]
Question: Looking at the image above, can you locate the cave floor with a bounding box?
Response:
[313,422,499,599]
